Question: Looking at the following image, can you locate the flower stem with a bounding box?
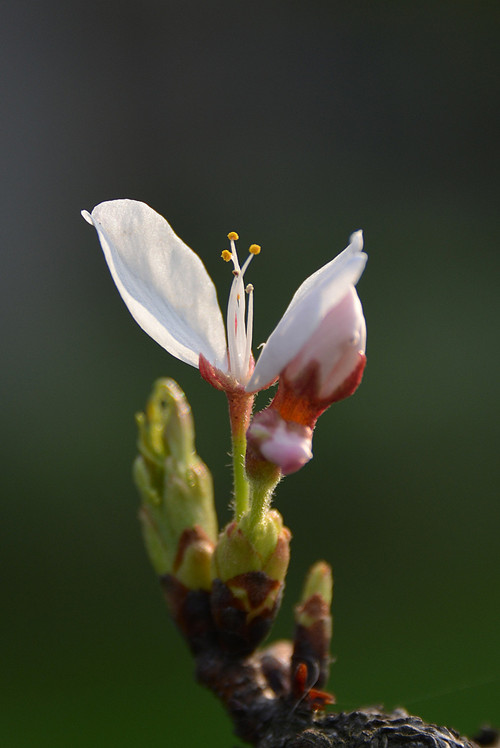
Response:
[226,390,254,519]
[246,463,281,534]
[232,429,250,517]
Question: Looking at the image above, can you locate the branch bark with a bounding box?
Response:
[255,706,479,748]
[195,645,488,748]
[161,579,496,748]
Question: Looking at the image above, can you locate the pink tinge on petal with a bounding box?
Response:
[247,409,313,475]
[260,429,313,475]
[246,232,367,395]
[284,287,365,398]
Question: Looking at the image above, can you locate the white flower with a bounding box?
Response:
[246,231,367,400]
[82,200,257,385]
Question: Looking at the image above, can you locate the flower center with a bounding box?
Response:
[222,233,261,382]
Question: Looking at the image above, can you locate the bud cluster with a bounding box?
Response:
[134,379,295,658]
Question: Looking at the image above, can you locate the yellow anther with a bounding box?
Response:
[221,249,232,262]
[227,231,239,241]
[249,244,261,255]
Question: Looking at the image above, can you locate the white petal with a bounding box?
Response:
[246,231,367,391]
[84,200,227,368]
[284,286,365,390]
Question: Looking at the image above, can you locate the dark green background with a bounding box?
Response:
[2,1,499,745]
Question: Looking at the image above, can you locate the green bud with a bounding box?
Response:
[210,510,291,655]
[137,499,176,575]
[212,509,290,584]
[172,527,214,591]
[135,379,218,579]
[296,561,333,627]
[293,561,333,689]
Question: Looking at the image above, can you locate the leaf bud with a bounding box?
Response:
[210,510,291,655]
[134,378,218,580]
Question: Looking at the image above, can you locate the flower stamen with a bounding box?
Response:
[245,284,254,372]
[222,233,261,383]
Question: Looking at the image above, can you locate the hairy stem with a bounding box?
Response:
[226,390,254,518]
[247,465,281,531]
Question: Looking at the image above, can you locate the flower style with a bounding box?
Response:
[81,200,258,389]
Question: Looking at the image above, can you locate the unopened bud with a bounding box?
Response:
[297,561,333,620]
[211,510,291,655]
[135,379,218,579]
[172,526,214,591]
[246,408,313,476]
[213,509,290,583]
[293,561,333,689]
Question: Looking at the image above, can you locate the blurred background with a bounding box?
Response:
[2,1,499,745]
